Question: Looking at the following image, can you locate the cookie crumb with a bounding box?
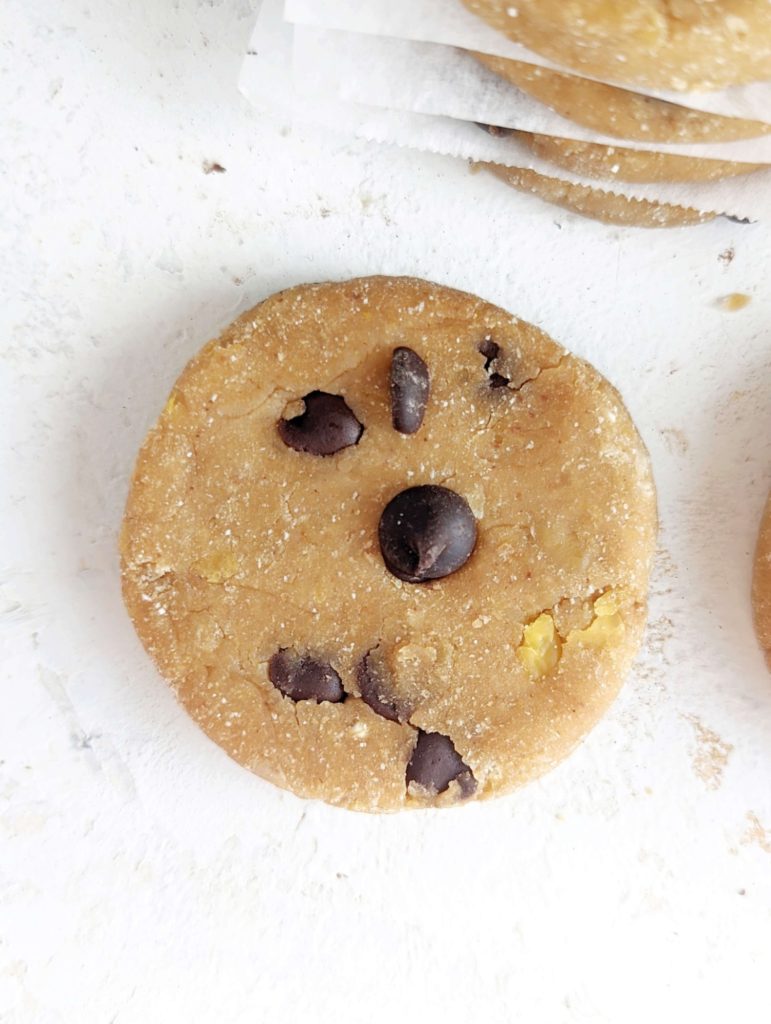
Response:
[718,292,751,311]
[203,160,226,175]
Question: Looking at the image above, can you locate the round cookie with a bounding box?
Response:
[121,276,657,812]
[481,126,764,184]
[471,53,771,144]
[462,0,771,92]
[752,493,771,669]
[478,162,717,227]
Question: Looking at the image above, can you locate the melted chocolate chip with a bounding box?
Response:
[279,391,363,456]
[357,649,406,723]
[406,731,477,796]
[478,338,510,389]
[390,346,430,435]
[268,649,345,703]
[378,485,477,583]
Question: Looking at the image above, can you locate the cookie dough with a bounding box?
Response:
[481,125,764,183]
[463,0,771,92]
[478,162,717,227]
[471,53,771,144]
[752,493,771,668]
[121,277,657,811]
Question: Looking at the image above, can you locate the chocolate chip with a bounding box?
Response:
[279,391,363,456]
[406,731,477,796]
[478,338,500,368]
[357,649,407,723]
[478,338,510,389]
[379,485,477,583]
[268,649,345,703]
[390,346,430,435]
[476,123,511,139]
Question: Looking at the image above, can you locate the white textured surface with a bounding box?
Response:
[2,2,771,1023]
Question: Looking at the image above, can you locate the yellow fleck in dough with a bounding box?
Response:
[478,162,716,228]
[470,53,771,144]
[191,550,239,584]
[463,0,771,92]
[121,277,657,811]
[517,614,562,678]
[752,493,771,669]
[568,591,625,647]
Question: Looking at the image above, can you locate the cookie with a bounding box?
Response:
[121,276,657,811]
[480,125,764,184]
[471,53,771,144]
[463,0,771,92]
[478,162,717,227]
[752,493,771,669]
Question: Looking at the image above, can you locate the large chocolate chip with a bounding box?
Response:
[357,649,406,723]
[390,346,430,435]
[379,485,477,583]
[478,338,510,389]
[406,731,477,797]
[268,649,345,703]
[279,391,363,456]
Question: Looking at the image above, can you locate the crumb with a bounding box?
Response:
[718,292,751,311]
[718,247,735,266]
[684,715,733,790]
[203,161,226,175]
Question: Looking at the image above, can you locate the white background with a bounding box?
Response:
[2,2,770,1022]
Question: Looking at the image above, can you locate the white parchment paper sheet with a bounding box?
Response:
[240,3,770,220]
[285,0,771,122]
[292,26,771,164]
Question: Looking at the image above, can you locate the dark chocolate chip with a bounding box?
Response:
[390,346,430,435]
[279,391,363,456]
[268,649,345,703]
[406,731,477,797]
[478,338,510,388]
[357,649,406,723]
[378,485,477,583]
[478,338,500,368]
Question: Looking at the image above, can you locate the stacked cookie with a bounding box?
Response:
[463,0,771,225]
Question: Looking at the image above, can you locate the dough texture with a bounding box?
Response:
[471,52,771,143]
[463,0,771,91]
[121,277,657,811]
[479,162,717,226]
[752,493,771,669]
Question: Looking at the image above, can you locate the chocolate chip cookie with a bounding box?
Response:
[463,0,771,92]
[470,53,771,144]
[480,126,763,184]
[478,162,717,227]
[120,277,657,811]
[752,492,771,669]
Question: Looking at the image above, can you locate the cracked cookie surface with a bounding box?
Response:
[120,276,657,811]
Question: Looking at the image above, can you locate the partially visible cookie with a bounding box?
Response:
[752,493,771,668]
[480,126,764,184]
[478,162,716,227]
[470,53,771,144]
[463,0,771,92]
[121,277,657,812]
